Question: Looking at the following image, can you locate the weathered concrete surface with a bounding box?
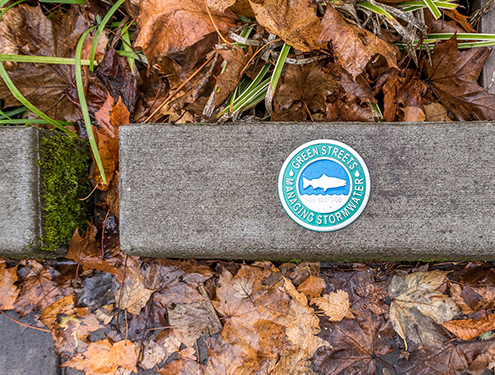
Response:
[474,0,495,94]
[0,127,42,258]
[119,122,495,260]
[0,311,59,375]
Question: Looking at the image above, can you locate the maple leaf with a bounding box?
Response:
[249,0,323,52]
[424,36,495,121]
[61,339,138,375]
[67,223,122,276]
[272,62,339,122]
[443,314,495,341]
[311,290,354,322]
[14,260,73,317]
[318,6,399,79]
[0,259,19,310]
[313,309,396,374]
[389,270,459,349]
[114,256,155,315]
[135,0,238,65]
[204,336,249,375]
[0,5,90,122]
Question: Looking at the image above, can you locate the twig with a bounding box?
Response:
[101,209,111,259]
[203,0,231,47]
[0,312,51,333]
[239,39,281,78]
[144,54,215,123]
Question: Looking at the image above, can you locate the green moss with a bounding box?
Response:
[37,131,91,251]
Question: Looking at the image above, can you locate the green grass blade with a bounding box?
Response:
[0,119,73,125]
[0,62,76,136]
[357,1,394,19]
[89,0,126,71]
[0,53,93,65]
[428,33,495,40]
[424,0,442,19]
[265,42,290,116]
[76,26,107,185]
[0,0,10,6]
[0,107,27,119]
[121,28,135,73]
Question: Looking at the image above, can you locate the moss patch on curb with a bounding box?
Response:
[37,131,91,251]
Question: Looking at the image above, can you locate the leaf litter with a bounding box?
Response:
[2,0,495,374]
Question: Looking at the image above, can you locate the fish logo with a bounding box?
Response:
[302,175,347,191]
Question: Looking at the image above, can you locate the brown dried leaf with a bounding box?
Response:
[40,294,75,330]
[0,259,19,310]
[443,314,495,341]
[14,260,73,317]
[0,6,89,122]
[139,340,167,370]
[311,290,353,322]
[424,36,495,121]
[296,275,326,299]
[249,0,322,52]
[318,6,399,79]
[450,267,495,314]
[114,256,155,315]
[469,342,495,375]
[135,0,238,65]
[157,357,203,375]
[66,223,120,275]
[61,339,137,375]
[389,270,459,348]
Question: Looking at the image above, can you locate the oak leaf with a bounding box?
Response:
[249,0,323,52]
[424,36,495,121]
[0,259,19,310]
[61,339,138,375]
[443,314,495,341]
[318,6,399,79]
[389,270,459,348]
[311,290,354,322]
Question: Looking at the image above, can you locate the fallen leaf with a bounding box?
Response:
[157,357,202,375]
[389,270,459,348]
[249,0,322,52]
[61,339,138,375]
[423,102,451,121]
[204,336,249,374]
[469,342,495,375]
[168,299,222,347]
[114,256,155,315]
[297,275,326,299]
[0,259,19,310]
[272,62,339,122]
[0,6,90,122]
[14,260,73,317]
[135,0,238,65]
[443,314,495,341]
[139,339,167,370]
[318,6,399,79]
[450,266,495,314]
[424,36,495,121]
[280,261,320,286]
[66,223,120,275]
[40,294,75,330]
[311,290,354,321]
[77,272,116,312]
[444,9,475,33]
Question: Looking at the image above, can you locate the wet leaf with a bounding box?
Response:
[469,342,495,375]
[0,5,89,122]
[14,260,73,317]
[424,36,495,121]
[114,256,155,315]
[296,275,326,299]
[249,0,322,52]
[443,314,495,341]
[311,290,354,322]
[318,6,399,79]
[67,223,120,275]
[0,259,19,310]
[157,357,203,375]
[450,266,495,314]
[139,339,167,370]
[61,339,138,375]
[135,0,238,65]
[40,294,75,330]
[389,270,459,348]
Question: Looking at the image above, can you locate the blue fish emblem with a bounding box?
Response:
[302,175,347,191]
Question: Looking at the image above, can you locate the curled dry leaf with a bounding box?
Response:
[135,0,238,65]
[61,339,138,375]
[443,314,495,341]
[318,6,399,79]
[311,290,354,322]
[389,270,459,348]
[0,259,19,311]
[249,0,323,52]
